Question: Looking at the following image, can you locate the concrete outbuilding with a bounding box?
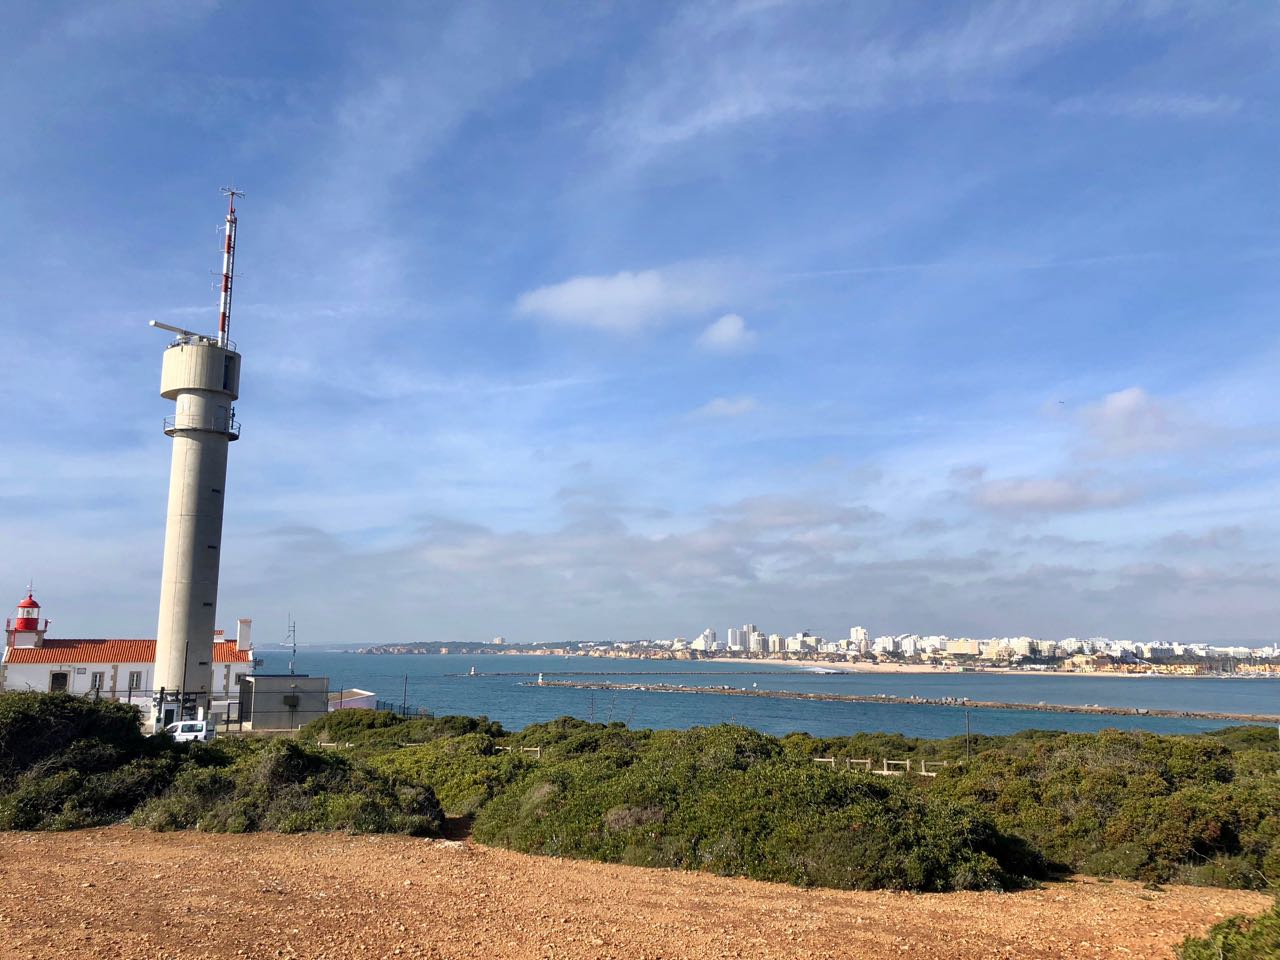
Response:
[236,674,329,730]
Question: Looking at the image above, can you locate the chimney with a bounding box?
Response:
[236,618,253,653]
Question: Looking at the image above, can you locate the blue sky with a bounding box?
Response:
[3,0,1280,647]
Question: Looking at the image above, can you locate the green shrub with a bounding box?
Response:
[932,728,1280,886]
[133,738,443,835]
[300,711,505,757]
[0,693,151,788]
[298,708,404,742]
[0,694,179,829]
[475,724,1041,892]
[368,732,531,815]
[1179,899,1280,960]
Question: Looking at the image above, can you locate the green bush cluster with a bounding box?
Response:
[930,728,1280,887]
[472,724,1041,891]
[0,693,180,829]
[367,732,532,816]
[0,693,442,837]
[299,710,503,755]
[133,738,442,834]
[1179,898,1280,960]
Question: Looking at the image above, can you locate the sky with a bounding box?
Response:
[3,0,1280,648]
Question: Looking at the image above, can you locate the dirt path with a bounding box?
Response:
[0,828,1269,960]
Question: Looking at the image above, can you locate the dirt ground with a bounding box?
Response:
[0,827,1270,960]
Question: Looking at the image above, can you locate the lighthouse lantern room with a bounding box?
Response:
[5,592,49,648]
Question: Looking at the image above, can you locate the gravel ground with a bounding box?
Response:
[0,827,1270,960]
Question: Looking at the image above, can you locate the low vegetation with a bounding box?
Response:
[0,693,180,830]
[469,721,1040,891]
[1178,898,1280,960]
[930,728,1280,887]
[0,693,441,835]
[1,692,1277,899]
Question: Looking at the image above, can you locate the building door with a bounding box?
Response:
[49,672,69,693]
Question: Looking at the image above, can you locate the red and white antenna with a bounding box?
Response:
[217,187,244,348]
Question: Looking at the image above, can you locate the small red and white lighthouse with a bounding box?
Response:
[6,591,49,648]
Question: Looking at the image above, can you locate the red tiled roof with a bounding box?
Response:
[4,639,252,665]
[214,641,253,664]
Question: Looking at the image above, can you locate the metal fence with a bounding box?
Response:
[374,699,434,718]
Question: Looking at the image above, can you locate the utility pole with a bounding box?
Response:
[402,674,409,717]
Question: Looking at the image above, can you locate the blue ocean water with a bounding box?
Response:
[260,651,1278,740]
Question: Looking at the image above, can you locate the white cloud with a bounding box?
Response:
[516,268,723,333]
[969,476,1133,514]
[697,313,755,352]
[1081,386,1200,458]
[693,395,759,418]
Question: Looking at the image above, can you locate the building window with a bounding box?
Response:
[90,672,105,690]
[49,672,69,693]
[128,671,143,691]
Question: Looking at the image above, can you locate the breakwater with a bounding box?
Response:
[525,679,1280,724]
[449,670,808,678]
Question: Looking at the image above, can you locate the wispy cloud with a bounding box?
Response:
[1055,92,1243,119]
[516,266,727,333]
[697,313,755,351]
[693,395,759,418]
[1156,526,1246,553]
[599,1,1112,160]
[966,473,1136,514]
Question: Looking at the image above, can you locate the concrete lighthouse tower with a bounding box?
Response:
[149,189,245,728]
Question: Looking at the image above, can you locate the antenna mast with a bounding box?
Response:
[217,187,244,348]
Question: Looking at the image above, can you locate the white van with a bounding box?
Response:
[164,719,217,743]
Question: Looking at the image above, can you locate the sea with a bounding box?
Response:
[258,650,1279,740]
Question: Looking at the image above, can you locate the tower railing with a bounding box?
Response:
[163,414,241,440]
[162,333,237,352]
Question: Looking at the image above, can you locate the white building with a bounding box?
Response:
[328,688,377,711]
[1,591,255,712]
[872,635,898,655]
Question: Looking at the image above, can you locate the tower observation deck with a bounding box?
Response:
[151,189,244,726]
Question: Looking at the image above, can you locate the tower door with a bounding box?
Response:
[49,672,69,693]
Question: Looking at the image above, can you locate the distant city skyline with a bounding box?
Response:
[4,3,1280,647]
